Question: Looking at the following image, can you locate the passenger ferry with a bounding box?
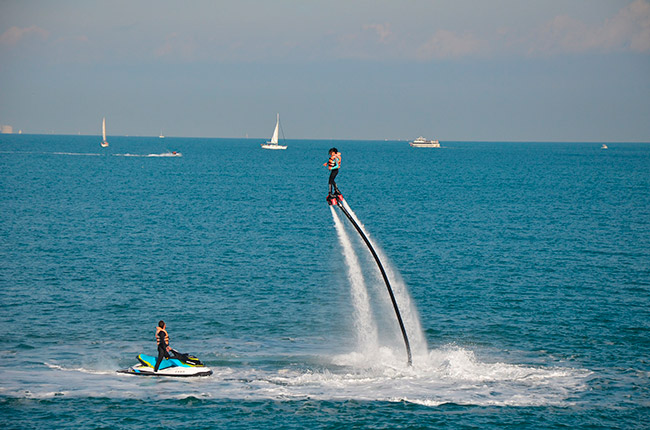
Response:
[409,136,440,148]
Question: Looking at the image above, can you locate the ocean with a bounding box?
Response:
[0,135,648,429]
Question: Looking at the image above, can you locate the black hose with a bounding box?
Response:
[336,201,413,366]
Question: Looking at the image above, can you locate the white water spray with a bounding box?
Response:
[340,200,428,359]
[330,207,379,354]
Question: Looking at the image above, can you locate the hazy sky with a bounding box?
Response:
[1,0,649,141]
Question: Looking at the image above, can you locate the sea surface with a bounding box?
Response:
[0,135,648,429]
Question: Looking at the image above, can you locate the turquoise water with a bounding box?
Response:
[1,135,649,428]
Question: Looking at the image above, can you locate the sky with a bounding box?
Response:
[0,0,649,141]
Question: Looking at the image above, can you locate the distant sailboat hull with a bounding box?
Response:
[261,143,287,150]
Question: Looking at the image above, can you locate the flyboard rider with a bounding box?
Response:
[324,147,341,197]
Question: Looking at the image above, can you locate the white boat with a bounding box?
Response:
[409,136,440,148]
[159,129,165,139]
[100,118,109,147]
[601,144,608,150]
[261,113,287,150]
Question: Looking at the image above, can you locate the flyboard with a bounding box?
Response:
[328,191,413,366]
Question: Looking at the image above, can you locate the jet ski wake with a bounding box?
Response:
[327,190,413,366]
[118,349,212,377]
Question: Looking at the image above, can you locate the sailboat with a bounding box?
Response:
[261,113,287,150]
[100,117,109,147]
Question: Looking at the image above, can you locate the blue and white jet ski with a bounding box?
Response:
[118,349,212,377]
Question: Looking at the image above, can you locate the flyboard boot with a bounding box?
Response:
[326,186,344,206]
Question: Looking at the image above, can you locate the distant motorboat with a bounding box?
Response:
[147,151,181,157]
[261,113,287,150]
[409,136,440,148]
[101,118,109,147]
[601,144,608,150]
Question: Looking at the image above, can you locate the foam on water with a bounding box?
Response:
[0,345,589,407]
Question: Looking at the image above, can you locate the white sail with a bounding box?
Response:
[270,113,279,144]
[101,117,109,147]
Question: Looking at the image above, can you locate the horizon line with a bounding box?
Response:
[1,132,648,144]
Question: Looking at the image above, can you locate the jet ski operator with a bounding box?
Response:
[324,147,341,196]
[154,320,172,372]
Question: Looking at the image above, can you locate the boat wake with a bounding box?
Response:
[44,362,117,376]
[0,151,102,156]
[114,152,182,157]
[0,151,181,157]
[52,152,103,156]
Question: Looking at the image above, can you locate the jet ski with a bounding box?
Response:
[118,349,212,377]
